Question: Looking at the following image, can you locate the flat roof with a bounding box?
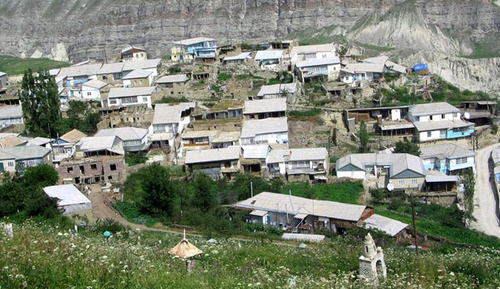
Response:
[240,117,288,138]
[244,98,287,114]
[172,37,216,46]
[43,184,91,206]
[413,119,472,131]
[185,146,240,164]
[156,74,189,84]
[108,86,156,99]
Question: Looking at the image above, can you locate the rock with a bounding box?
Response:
[298,243,307,249]
[207,238,217,244]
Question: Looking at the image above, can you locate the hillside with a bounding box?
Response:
[0,0,498,93]
[0,221,498,288]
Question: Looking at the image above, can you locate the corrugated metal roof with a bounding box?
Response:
[78,136,122,153]
[235,192,367,222]
[241,117,288,138]
[282,233,325,242]
[242,145,269,159]
[60,129,87,143]
[343,62,385,73]
[185,146,240,164]
[58,63,103,78]
[409,102,460,116]
[95,127,148,141]
[362,55,389,64]
[0,136,27,148]
[244,98,287,114]
[364,214,408,237]
[255,50,283,60]
[122,68,152,79]
[250,209,268,216]
[385,60,407,73]
[223,52,251,61]
[336,153,426,177]
[0,146,50,160]
[420,143,474,160]
[266,149,288,164]
[122,59,161,72]
[172,37,215,46]
[98,63,124,75]
[425,172,459,183]
[108,86,156,99]
[82,79,108,89]
[289,147,328,161]
[413,119,472,131]
[156,74,189,84]
[182,130,219,139]
[121,45,145,53]
[290,43,335,55]
[0,105,22,119]
[152,102,195,124]
[257,83,297,97]
[43,184,91,206]
[295,57,340,68]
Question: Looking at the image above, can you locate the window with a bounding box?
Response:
[110,164,117,171]
[398,180,405,186]
[90,164,97,170]
[143,96,148,103]
[87,92,92,96]
[427,131,432,137]
[442,114,446,119]
[7,161,14,167]
[121,96,138,104]
[109,99,117,105]
[67,167,73,173]
[456,157,468,164]
[411,179,418,185]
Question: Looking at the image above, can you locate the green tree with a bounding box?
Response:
[138,163,179,219]
[358,120,370,153]
[19,69,61,137]
[394,141,421,156]
[60,100,101,134]
[192,173,217,212]
[22,164,59,188]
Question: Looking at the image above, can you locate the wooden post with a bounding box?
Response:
[410,192,419,257]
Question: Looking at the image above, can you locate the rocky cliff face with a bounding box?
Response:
[0,0,498,93]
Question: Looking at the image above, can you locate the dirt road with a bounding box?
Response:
[470,144,500,238]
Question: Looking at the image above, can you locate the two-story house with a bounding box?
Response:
[95,127,150,152]
[408,102,475,142]
[52,129,87,162]
[254,50,284,70]
[185,146,240,179]
[171,37,218,62]
[243,98,286,120]
[420,143,475,175]
[240,117,288,145]
[150,102,195,149]
[288,43,337,64]
[121,45,148,61]
[295,57,341,83]
[267,147,329,181]
[103,86,156,108]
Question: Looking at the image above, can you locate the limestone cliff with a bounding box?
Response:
[0,0,498,93]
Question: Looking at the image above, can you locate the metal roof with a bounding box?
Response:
[185,146,240,164]
[78,136,123,154]
[266,149,288,164]
[155,74,189,84]
[43,184,91,207]
[223,52,251,61]
[295,57,340,68]
[108,86,156,99]
[244,98,287,114]
[385,60,407,73]
[362,55,390,64]
[289,147,328,161]
[122,68,152,79]
[242,145,269,159]
[82,79,108,89]
[290,43,335,55]
[182,130,219,139]
[413,119,472,131]
[60,129,87,143]
[98,63,124,75]
[122,59,161,72]
[121,45,145,53]
[409,102,460,116]
[0,146,50,160]
[425,171,459,183]
[240,117,288,138]
[250,209,268,217]
[95,127,148,141]
[58,63,103,78]
[255,50,284,60]
[257,83,297,97]
[336,153,426,177]
[152,102,195,124]
[0,136,27,148]
[212,131,240,143]
[343,62,385,73]
[0,105,22,119]
[420,143,474,160]
[364,214,408,237]
[492,148,500,165]
[172,37,215,46]
[234,192,367,222]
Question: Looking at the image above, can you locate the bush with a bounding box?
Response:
[157,96,189,103]
[125,151,148,166]
[491,124,498,135]
[370,189,387,203]
[217,73,232,81]
[91,218,128,234]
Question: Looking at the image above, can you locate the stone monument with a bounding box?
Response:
[359,233,387,286]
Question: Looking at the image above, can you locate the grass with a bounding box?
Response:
[156,95,189,104]
[0,55,70,75]
[2,220,499,288]
[125,152,148,166]
[353,41,395,52]
[289,108,322,118]
[114,201,156,227]
[281,182,363,205]
[287,24,341,46]
[217,73,232,81]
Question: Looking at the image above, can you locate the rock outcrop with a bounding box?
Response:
[0,0,498,93]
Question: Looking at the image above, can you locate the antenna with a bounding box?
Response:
[250,181,253,198]
[183,229,186,240]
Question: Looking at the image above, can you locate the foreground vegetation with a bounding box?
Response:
[0,55,69,75]
[0,220,498,288]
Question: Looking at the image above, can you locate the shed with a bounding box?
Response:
[43,184,92,214]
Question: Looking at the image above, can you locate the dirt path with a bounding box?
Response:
[470,144,500,238]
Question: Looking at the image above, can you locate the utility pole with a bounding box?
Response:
[410,191,419,257]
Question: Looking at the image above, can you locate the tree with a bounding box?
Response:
[19,69,61,137]
[394,141,421,156]
[60,100,101,135]
[358,120,370,153]
[138,163,179,219]
[192,173,217,212]
[22,164,59,188]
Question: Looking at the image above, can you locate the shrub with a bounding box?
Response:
[491,124,498,135]
[91,218,128,234]
[217,73,232,81]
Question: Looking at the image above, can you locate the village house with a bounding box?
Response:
[408,102,475,142]
[266,147,329,181]
[121,45,148,61]
[211,131,240,149]
[122,59,161,79]
[58,63,103,87]
[295,57,341,83]
[0,105,23,129]
[97,63,124,83]
[288,43,337,64]
[95,127,150,152]
[150,102,195,149]
[241,144,270,174]
[240,117,289,145]
[80,79,109,101]
[336,153,426,191]
[223,52,252,65]
[459,100,497,125]
[122,68,154,88]
[103,86,156,108]
[52,129,87,162]
[254,83,297,103]
[185,146,240,179]
[362,56,407,74]
[420,143,475,175]
[194,101,243,120]
[43,184,92,215]
[234,192,373,234]
[181,130,220,151]
[243,98,286,120]
[0,135,27,148]
[340,62,385,84]
[26,137,51,148]
[0,146,51,173]
[254,50,284,70]
[155,74,189,96]
[171,37,218,62]
[363,214,409,242]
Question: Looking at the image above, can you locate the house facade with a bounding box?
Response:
[171,37,218,62]
[185,146,240,179]
[121,46,148,61]
[240,117,288,145]
[103,86,156,108]
[295,58,341,83]
[151,102,195,148]
[81,80,108,101]
[122,69,154,88]
[0,146,51,173]
[95,127,150,152]
[267,147,329,180]
[420,143,475,175]
[0,105,23,129]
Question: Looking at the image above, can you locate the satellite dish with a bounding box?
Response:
[387,183,394,191]
[464,112,470,119]
[457,184,465,194]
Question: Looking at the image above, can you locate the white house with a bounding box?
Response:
[81,79,108,100]
[0,105,23,129]
[103,86,156,108]
[76,136,124,157]
[0,146,51,172]
[340,62,385,84]
[420,143,475,175]
[267,147,328,178]
[122,59,161,79]
[240,117,288,145]
[171,37,218,62]
[0,150,16,174]
[295,58,341,83]
[289,43,337,64]
[254,50,284,70]
[408,102,475,142]
[52,129,87,162]
[122,68,154,87]
[185,146,240,179]
[43,184,92,214]
[95,127,150,152]
[151,102,195,148]
[244,98,287,119]
[58,63,103,87]
[255,83,297,103]
[121,45,148,61]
